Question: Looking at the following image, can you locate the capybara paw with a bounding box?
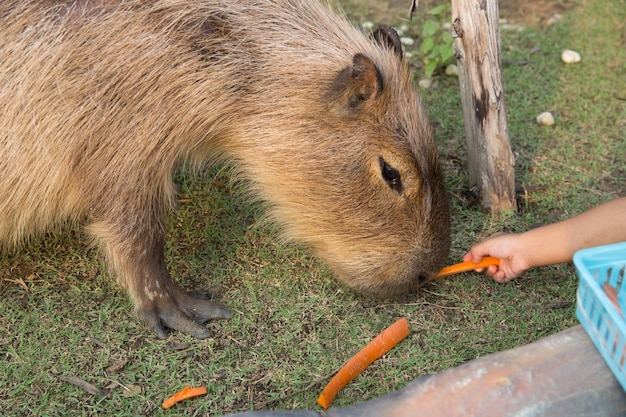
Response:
[138,291,233,339]
[177,290,234,324]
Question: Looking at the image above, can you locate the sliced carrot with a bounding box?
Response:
[603,283,623,317]
[162,385,207,410]
[434,256,501,279]
[317,317,410,409]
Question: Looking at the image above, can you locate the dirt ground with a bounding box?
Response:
[341,0,576,26]
[498,0,576,25]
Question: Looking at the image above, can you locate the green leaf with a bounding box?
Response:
[442,33,454,44]
[427,4,450,16]
[420,37,434,54]
[424,60,438,78]
[440,45,455,62]
[422,20,438,37]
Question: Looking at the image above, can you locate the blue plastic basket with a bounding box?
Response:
[575,241,626,391]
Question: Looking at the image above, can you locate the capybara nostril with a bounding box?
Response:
[417,275,429,287]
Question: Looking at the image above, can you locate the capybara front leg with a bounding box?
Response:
[91,223,232,339]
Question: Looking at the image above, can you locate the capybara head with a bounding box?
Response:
[230,21,451,297]
[290,54,450,296]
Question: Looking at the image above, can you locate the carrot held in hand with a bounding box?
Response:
[434,256,501,279]
[317,317,410,409]
[162,385,207,409]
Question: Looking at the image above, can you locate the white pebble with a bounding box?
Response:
[536,112,555,126]
[361,21,374,31]
[445,64,459,76]
[561,49,581,64]
[547,14,563,25]
[400,37,415,46]
[500,23,524,32]
[418,78,433,89]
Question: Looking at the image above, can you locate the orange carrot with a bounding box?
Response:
[317,317,410,409]
[434,256,501,279]
[162,385,207,410]
[603,283,623,317]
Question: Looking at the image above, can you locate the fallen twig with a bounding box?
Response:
[60,376,102,396]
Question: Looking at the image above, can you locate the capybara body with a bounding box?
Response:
[0,0,450,338]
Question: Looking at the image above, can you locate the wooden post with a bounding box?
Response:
[450,0,516,213]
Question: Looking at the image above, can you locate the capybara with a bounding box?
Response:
[0,0,450,339]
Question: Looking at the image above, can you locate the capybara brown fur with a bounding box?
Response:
[0,0,450,338]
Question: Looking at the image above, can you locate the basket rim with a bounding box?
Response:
[573,241,626,270]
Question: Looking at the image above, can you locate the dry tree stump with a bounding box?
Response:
[450,0,516,213]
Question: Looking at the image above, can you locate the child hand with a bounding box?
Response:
[463,233,533,283]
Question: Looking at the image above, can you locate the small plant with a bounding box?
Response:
[419,4,455,78]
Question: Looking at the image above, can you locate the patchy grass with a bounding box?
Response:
[1,0,624,415]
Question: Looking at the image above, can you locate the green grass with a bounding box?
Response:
[1,0,625,415]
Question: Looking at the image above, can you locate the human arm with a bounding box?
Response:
[463,197,626,282]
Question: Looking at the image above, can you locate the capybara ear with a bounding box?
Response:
[330,53,383,116]
[372,24,403,59]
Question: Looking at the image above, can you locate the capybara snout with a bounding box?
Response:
[0,0,450,338]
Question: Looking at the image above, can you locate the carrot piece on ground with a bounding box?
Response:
[316,317,410,409]
[162,385,207,409]
[434,256,501,279]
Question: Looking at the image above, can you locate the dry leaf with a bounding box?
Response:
[106,359,129,374]
[122,384,142,398]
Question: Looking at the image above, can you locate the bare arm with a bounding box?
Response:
[464,197,626,282]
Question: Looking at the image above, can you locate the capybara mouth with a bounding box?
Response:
[347,272,432,299]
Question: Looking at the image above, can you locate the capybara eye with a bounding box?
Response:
[379,157,402,192]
